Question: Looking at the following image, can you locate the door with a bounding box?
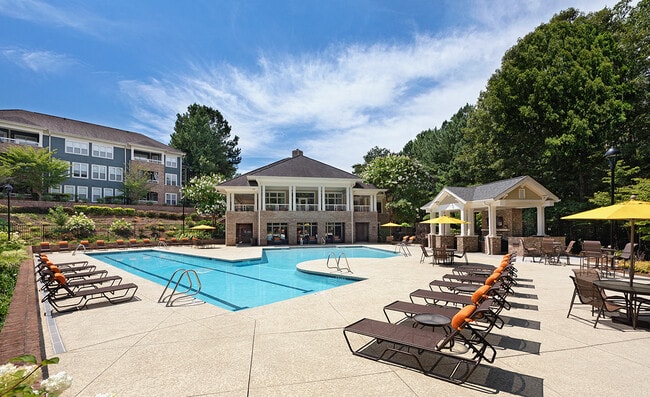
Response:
[236,223,253,244]
[355,222,369,242]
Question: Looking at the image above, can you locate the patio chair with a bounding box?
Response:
[611,243,637,277]
[432,246,453,266]
[541,238,561,266]
[419,245,432,264]
[519,238,540,262]
[580,240,604,270]
[567,272,626,328]
[45,277,139,313]
[560,240,577,265]
[452,248,469,265]
[343,304,496,384]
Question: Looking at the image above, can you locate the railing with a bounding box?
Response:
[325,204,347,211]
[265,203,290,211]
[158,269,203,307]
[295,204,317,211]
[0,137,40,146]
[234,204,255,211]
[326,252,352,273]
[354,205,371,212]
[133,157,163,164]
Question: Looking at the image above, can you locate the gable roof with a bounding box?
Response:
[220,149,369,187]
[421,176,559,210]
[0,109,183,155]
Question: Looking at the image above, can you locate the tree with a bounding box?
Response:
[360,155,432,225]
[351,147,393,175]
[170,104,241,179]
[458,7,635,202]
[180,174,226,226]
[0,146,68,199]
[403,104,475,192]
[122,163,155,204]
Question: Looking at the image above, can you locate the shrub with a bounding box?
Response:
[63,213,95,239]
[109,218,134,238]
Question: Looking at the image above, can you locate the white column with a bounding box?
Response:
[290,186,295,211]
[487,206,497,237]
[260,185,265,211]
[318,186,323,211]
[346,186,352,211]
[253,192,258,212]
[226,193,232,211]
[537,205,546,236]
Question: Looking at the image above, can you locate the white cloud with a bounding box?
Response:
[119,0,623,173]
[1,47,76,73]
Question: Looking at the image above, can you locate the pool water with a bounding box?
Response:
[88,246,396,311]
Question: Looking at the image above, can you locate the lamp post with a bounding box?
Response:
[4,184,12,241]
[605,145,620,248]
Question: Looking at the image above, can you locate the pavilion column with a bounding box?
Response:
[260,185,265,211]
[536,205,546,236]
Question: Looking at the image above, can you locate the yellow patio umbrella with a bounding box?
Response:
[381,222,401,227]
[562,197,650,285]
[190,224,216,230]
[421,215,470,225]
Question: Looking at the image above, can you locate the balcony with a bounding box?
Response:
[234,204,255,212]
[295,204,317,211]
[0,137,39,146]
[354,205,371,212]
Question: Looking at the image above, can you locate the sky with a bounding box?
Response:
[0,0,624,174]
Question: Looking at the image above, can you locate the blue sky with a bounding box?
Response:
[0,0,622,174]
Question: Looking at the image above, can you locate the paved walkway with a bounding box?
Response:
[6,245,650,396]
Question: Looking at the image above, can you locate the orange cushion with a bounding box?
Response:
[80,240,89,245]
[451,305,476,330]
[471,285,491,304]
[485,274,499,285]
[40,242,50,247]
[96,240,105,244]
[54,273,67,285]
[49,265,61,273]
[58,241,68,245]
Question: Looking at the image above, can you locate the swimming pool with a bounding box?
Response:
[88,246,396,311]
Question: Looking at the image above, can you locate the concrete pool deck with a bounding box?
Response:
[34,245,650,396]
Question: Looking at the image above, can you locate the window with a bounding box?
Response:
[49,185,62,194]
[63,185,75,201]
[91,187,102,203]
[166,156,177,168]
[108,167,123,182]
[91,164,107,180]
[65,140,89,156]
[77,186,88,201]
[71,162,89,178]
[92,144,114,159]
[165,193,177,205]
[103,188,114,198]
[266,191,286,204]
[165,173,178,186]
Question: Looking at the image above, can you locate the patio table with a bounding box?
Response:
[593,279,650,328]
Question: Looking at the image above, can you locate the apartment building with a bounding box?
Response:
[217,149,388,246]
[0,109,184,205]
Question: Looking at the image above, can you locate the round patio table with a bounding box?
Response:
[413,313,454,348]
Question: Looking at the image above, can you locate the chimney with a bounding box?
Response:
[292,149,303,158]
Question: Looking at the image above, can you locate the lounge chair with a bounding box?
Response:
[343,304,496,384]
[39,242,51,253]
[41,272,123,302]
[129,238,140,247]
[142,238,153,247]
[115,239,127,249]
[57,241,69,252]
[45,277,139,312]
[95,239,107,249]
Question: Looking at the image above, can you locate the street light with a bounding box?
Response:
[605,145,620,248]
[4,184,12,241]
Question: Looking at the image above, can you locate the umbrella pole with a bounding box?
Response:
[630,220,635,286]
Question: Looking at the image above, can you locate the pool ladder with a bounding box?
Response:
[158,269,203,307]
[326,252,352,273]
